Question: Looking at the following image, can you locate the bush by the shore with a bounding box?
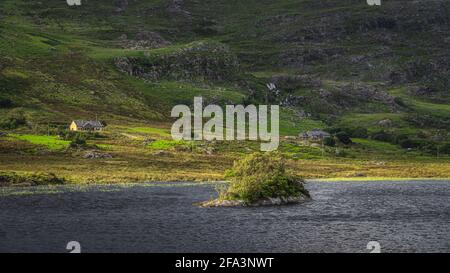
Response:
[213,152,310,205]
[0,172,67,187]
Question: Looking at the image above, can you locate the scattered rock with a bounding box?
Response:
[255,14,301,28]
[114,0,130,13]
[166,0,191,17]
[153,150,169,156]
[199,146,215,155]
[175,145,192,152]
[117,31,171,50]
[271,74,322,90]
[143,138,155,146]
[83,151,113,159]
[279,47,345,68]
[378,119,393,127]
[115,41,239,81]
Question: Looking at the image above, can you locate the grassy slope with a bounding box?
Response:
[1,1,448,122]
[0,0,449,183]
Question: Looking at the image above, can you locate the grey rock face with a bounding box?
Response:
[378,119,393,127]
[280,47,345,68]
[114,42,239,81]
[167,0,191,17]
[114,0,131,12]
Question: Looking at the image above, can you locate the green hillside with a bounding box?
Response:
[0,0,449,183]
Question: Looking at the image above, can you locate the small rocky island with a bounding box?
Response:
[199,152,311,207]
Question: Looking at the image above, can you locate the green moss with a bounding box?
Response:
[0,171,67,187]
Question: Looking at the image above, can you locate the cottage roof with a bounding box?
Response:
[73,120,104,129]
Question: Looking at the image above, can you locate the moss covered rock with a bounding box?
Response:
[0,172,66,187]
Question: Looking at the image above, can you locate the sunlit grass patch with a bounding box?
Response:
[389,87,450,118]
[280,108,325,136]
[147,139,194,150]
[96,144,115,150]
[127,127,171,137]
[10,134,70,150]
[338,113,406,129]
[280,142,325,160]
[86,46,146,59]
[352,138,401,152]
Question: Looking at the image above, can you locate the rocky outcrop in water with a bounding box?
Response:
[199,195,310,207]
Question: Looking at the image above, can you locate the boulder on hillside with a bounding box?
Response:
[166,0,191,17]
[83,151,113,159]
[378,119,393,127]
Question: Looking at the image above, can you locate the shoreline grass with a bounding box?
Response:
[2,177,450,199]
[1,122,449,186]
[309,177,450,182]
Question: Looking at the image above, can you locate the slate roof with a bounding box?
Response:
[73,120,104,129]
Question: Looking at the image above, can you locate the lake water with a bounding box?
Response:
[0,180,449,253]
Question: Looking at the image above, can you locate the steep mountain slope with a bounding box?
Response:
[0,0,449,146]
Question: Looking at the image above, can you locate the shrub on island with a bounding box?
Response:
[200,152,310,207]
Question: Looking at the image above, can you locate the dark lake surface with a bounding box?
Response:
[1,180,449,253]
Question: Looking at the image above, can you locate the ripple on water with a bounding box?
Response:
[0,180,449,253]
